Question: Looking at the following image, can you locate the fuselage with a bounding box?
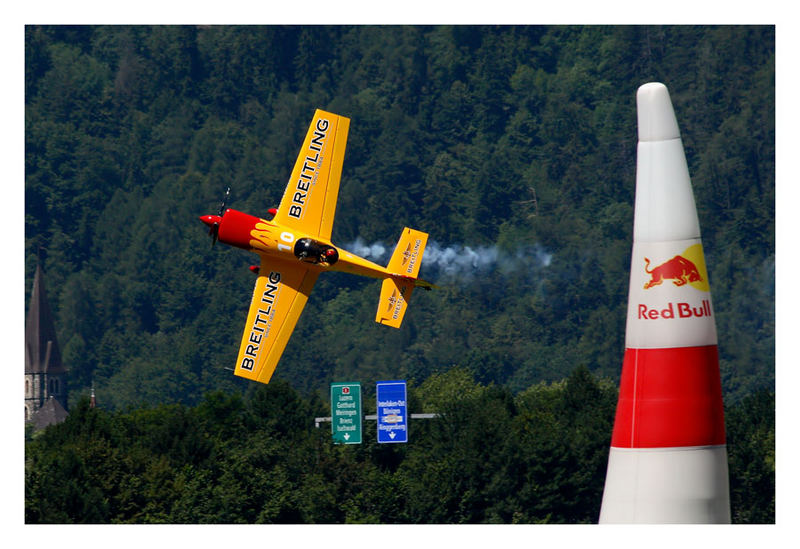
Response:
[200,208,393,280]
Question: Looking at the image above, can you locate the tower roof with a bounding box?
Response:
[25,263,65,375]
[29,396,69,430]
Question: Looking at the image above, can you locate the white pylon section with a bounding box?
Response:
[600,446,730,523]
[633,82,700,243]
[599,83,730,524]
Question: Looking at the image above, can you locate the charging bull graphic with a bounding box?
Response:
[643,255,703,290]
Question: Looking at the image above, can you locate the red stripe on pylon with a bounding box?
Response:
[611,345,726,448]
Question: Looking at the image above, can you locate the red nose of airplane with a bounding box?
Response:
[199,214,222,228]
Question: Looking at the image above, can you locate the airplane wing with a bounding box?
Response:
[233,256,320,384]
[273,109,350,241]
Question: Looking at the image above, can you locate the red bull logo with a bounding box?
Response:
[628,244,716,345]
[643,255,703,290]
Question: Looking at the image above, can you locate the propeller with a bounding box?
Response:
[201,187,230,247]
[211,187,231,246]
[218,187,230,217]
[209,220,220,246]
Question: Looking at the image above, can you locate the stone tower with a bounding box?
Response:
[25,263,68,426]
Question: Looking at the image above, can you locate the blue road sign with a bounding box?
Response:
[376,380,408,444]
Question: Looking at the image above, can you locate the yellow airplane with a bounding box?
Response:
[200,110,434,385]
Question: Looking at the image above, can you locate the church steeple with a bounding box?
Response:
[25,263,68,424]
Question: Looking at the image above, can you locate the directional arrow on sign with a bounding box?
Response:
[389,432,396,439]
[344,433,350,441]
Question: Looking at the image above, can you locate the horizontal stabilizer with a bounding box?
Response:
[376,276,414,328]
[386,227,428,279]
[375,227,432,328]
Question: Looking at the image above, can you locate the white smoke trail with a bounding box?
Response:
[347,238,389,261]
[344,238,552,281]
[423,242,500,276]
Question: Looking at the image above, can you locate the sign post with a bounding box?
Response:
[376,380,408,444]
[331,382,362,444]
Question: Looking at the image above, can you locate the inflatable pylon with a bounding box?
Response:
[598,83,730,523]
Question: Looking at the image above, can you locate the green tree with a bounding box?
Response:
[726,390,775,523]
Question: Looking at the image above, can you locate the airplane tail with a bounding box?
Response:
[375,228,435,328]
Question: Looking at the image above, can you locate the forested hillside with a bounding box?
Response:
[25,25,774,523]
[25,369,775,523]
[25,25,774,408]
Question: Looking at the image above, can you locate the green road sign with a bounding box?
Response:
[331,382,362,444]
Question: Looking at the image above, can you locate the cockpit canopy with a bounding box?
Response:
[294,238,339,266]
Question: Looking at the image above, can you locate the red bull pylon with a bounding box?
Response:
[598,83,730,523]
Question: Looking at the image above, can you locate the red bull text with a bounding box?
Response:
[638,300,712,320]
